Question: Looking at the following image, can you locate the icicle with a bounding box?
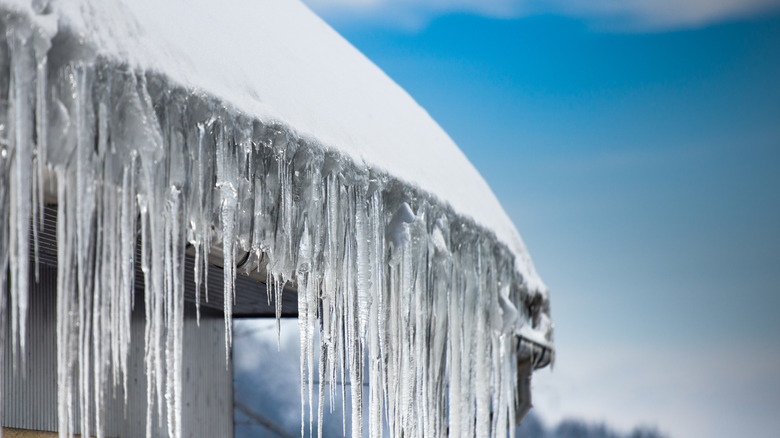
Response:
[193,121,212,325]
[216,124,238,361]
[0,116,7,438]
[164,186,184,438]
[367,186,385,438]
[475,245,491,438]
[118,155,137,402]
[270,142,294,341]
[355,189,371,341]
[74,64,97,438]
[0,31,10,428]
[8,22,35,363]
[448,263,463,438]
[297,222,312,438]
[56,168,77,438]
[139,197,156,438]
[93,97,111,438]
[31,24,51,286]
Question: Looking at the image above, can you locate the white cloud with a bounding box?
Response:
[302,0,780,31]
[547,0,780,30]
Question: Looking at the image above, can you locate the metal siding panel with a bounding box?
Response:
[3,224,235,437]
[182,309,233,438]
[2,263,58,432]
[3,279,235,437]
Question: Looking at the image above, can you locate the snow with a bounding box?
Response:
[0,1,554,438]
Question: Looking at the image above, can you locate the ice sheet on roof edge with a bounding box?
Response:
[19,0,546,294]
[0,4,553,438]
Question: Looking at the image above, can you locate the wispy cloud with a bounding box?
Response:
[302,0,780,31]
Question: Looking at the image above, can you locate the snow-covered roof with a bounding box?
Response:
[0,1,554,437]
[4,0,544,294]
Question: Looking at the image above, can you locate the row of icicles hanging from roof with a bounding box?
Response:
[0,19,528,438]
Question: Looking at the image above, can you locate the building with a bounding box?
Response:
[0,0,553,436]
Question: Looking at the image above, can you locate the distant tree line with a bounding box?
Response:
[517,412,669,438]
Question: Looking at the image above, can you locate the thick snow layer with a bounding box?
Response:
[3,0,544,293]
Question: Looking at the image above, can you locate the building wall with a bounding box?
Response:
[2,263,234,437]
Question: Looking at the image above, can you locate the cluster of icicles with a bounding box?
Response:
[0,16,549,438]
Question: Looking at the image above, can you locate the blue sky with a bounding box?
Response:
[300,1,780,437]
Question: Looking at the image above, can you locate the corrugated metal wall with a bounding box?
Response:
[2,264,59,431]
[2,262,234,437]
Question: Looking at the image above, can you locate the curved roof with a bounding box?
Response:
[13,0,545,294]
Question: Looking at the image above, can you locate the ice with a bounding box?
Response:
[0,6,553,438]
[216,123,238,359]
[165,185,184,438]
[191,120,213,325]
[8,19,35,365]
